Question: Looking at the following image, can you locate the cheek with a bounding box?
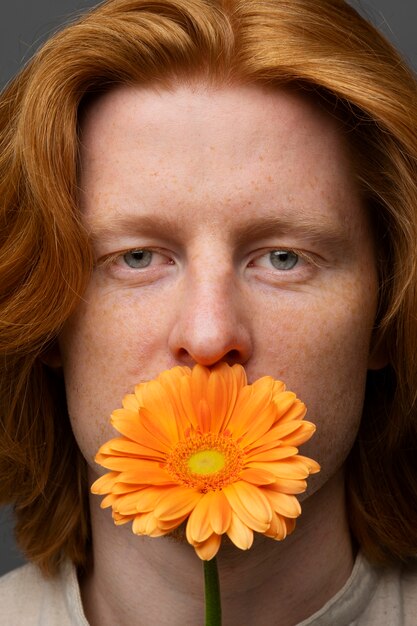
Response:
[58,287,172,468]
[252,277,378,482]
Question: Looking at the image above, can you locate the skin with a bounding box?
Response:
[58,83,384,625]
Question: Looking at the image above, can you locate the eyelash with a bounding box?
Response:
[96,247,319,278]
[251,247,321,271]
[251,249,300,271]
[97,248,173,270]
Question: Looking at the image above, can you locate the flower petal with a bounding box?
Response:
[207,368,231,433]
[186,493,215,543]
[238,403,278,449]
[132,512,168,537]
[267,477,308,495]
[96,437,167,463]
[178,376,199,430]
[227,510,254,550]
[93,456,158,473]
[281,423,316,446]
[141,380,179,442]
[297,455,321,474]
[113,511,135,525]
[244,446,299,463]
[209,490,232,535]
[100,493,118,509]
[157,514,188,531]
[130,485,167,513]
[263,489,301,518]
[228,382,274,441]
[112,482,148,494]
[239,468,276,485]
[110,409,142,440]
[247,458,311,479]
[251,375,276,397]
[196,398,212,433]
[110,409,171,454]
[112,491,145,515]
[253,420,310,449]
[157,366,191,432]
[190,364,210,414]
[139,407,176,448]
[264,511,288,540]
[193,533,222,560]
[154,485,202,521]
[122,394,140,412]
[273,391,299,418]
[223,482,272,532]
[272,380,286,395]
[225,385,252,436]
[217,363,244,418]
[118,467,176,485]
[91,471,119,494]
[276,398,307,422]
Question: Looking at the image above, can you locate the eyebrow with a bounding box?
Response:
[232,214,351,252]
[87,211,352,253]
[87,213,182,244]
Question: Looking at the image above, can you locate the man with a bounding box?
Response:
[1,1,417,624]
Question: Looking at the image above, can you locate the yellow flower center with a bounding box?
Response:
[165,432,243,492]
[188,450,225,475]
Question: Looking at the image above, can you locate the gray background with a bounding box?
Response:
[1,0,416,576]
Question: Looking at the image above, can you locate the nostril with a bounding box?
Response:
[176,347,194,365]
[174,346,248,368]
[223,349,244,364]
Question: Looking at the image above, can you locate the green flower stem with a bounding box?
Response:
[204,557,222,626]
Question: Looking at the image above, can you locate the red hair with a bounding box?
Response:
[1,0,417,574]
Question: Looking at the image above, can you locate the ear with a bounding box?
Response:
[40,341,63,369]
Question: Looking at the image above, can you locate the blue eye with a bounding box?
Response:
[123,249,153,268]
[269,250,298,270]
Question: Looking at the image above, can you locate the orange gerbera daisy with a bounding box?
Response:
[91,363,320,560]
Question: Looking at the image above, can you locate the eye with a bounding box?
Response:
[122,249,153,269]
[95,247,175,283]
[268,250,299,270]
[247,247,320,284]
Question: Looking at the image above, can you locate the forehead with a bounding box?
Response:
[80,82,349,166]
[79,82,365,238]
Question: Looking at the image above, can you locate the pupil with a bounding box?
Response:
[124,249,152,268]
[270,250,298,270]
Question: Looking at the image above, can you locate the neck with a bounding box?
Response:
[81,468,354,626]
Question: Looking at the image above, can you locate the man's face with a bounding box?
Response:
[59,83,381,494]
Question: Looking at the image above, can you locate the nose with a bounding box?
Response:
[168,268,253,367]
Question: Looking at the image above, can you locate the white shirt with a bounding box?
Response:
[1,552,416,625]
